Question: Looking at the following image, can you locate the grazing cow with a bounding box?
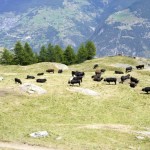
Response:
[73,76,83,82]
[68,79,80,86]
[58,69,63,73]
[115,70,124,74]
[126,66,132,73]
[91,74,101,79]
[93,64,98,69]
[93,77,103,82]
[130,82,137,88]
[26,75,35,79]
[72,71,85,77]
[142,87,150,93]
[95,70,101,75]
[101,69,106,73]
[130,76,139,84]
[46,69,54,73]
[120,74,130,83]
[37,73,44,76]
[136,65,144,70]
[15,78,22,84]
[36,79,47,83]
[104,77,117,85]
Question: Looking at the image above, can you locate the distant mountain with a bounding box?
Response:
[90,0,150,58]
[0,0,108,51]
[0,0,150,58]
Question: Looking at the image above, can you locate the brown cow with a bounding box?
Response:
[46,69,54,73]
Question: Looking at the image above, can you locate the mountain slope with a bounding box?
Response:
[0,0,150,58]
[0,0,107,50]
[90,0,150,58]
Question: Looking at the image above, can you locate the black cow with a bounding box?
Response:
[130,82,137,88]
[15,78,22,84]
[130,76,139,84]
[37,73,44,76]
[58,69,63,73]
[115,70,124,74]
[72,71,85,77]
[93,77,103,82]
[68,79,80,86]
[46,69,54,73]
[26,75,35,79]
[104,77,117,85]
[93,64,98,69]
[120,74,130,83]
[73,76,83,82]
[36,79,47,83]
[126,66,132,73]
[101,69,106,73]
[142,87,150,93]
[136,65,144,70]
[91,74,101,79]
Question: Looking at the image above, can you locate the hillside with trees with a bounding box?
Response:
[0,40,96,65]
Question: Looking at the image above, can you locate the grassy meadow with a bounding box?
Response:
[0,56,150,150]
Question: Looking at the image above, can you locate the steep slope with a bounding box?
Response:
[0,0,108,50]
[91,0,150,58]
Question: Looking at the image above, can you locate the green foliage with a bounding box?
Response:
[38,45,48,62]
[13,41,25,65]
[23,42,38,65]
[53,45,64,63]
[85,41,96,60]
[77,43,87,63]
[47,43,55,62]
[0,48,14,65]
[0,41,96,66]
[63,45,76,65]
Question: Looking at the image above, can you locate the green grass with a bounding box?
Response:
[0,56,150,150]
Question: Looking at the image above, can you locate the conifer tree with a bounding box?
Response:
[54,45,64,63]
[0,48,14,64]
[76,43,87,63]
[63,45,76,65]
[47,43,55,62]
[38,45,48,62]
[13,41,25,65]
[85,41,96,60]
[24,42,37,65]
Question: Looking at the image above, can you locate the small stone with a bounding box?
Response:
[136,136,145,140]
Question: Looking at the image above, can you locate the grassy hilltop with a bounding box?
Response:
[0,56,150,150]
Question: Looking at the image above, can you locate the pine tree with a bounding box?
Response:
[54,45,64,63]
[76,43,87,63]
[85,41,96,60]
[63,45,76,65]
[47,43,55,62]
[38,45,48,62]
[13,41,25,65]
[24,42,37,65]
[0,48,14,64]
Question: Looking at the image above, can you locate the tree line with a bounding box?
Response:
[0,41,96,66]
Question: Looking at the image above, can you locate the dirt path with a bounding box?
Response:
[0,124,149,150]
[0,142,59,150]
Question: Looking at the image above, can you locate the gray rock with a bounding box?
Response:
[20,83,47,94]
[30,131,49,138]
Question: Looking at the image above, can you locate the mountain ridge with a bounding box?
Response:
[0,0,150,58]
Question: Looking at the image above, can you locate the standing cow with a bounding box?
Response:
[15,78,22,84]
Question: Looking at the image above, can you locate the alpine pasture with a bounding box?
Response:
[0,56,150,150]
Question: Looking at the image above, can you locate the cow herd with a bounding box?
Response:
[13,63,150,94]
[14,69,63,84]
[69,64,150,94]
